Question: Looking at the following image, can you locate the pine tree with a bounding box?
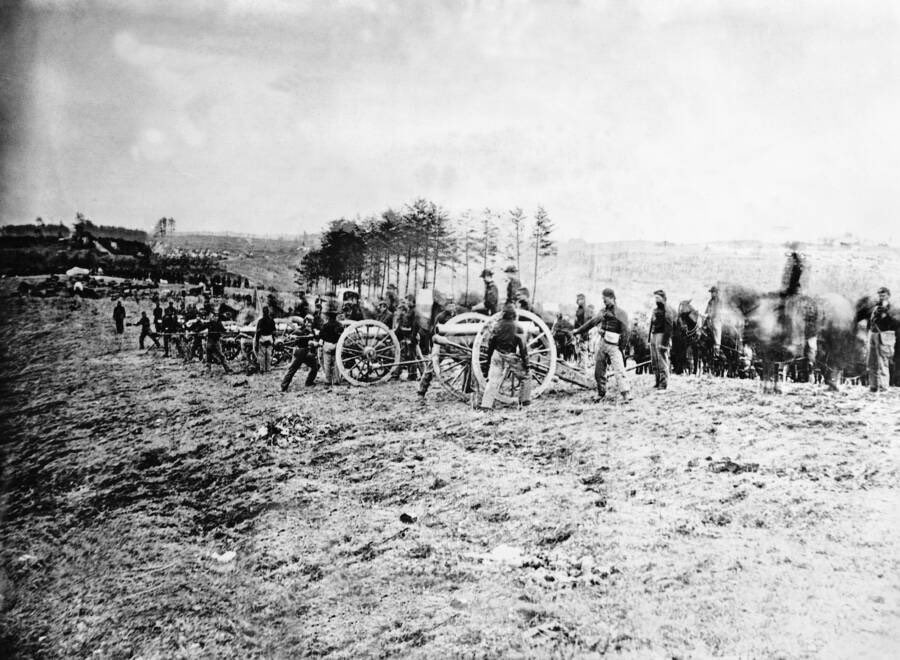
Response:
[530,206,557,304]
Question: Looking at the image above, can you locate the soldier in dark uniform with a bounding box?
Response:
[574,288,631,402]
[375,300,393,326]
[280,316,319,391]
[132,311,160,349]
[868,286,896,392]
[479,304,530,409]
[417,301,459,398]
[575,294,586,328]
[318,305,344,386]
[152,303,163,333]
[503,266,521,305]
[475,269,499,316]
[649,289,676,390]
[205,312,232,374]
[391,300,419,380]
[161,306,180,357]
[385,284,400,313]
[113,301,126,335]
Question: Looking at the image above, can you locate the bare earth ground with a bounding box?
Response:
[1,294,899,659]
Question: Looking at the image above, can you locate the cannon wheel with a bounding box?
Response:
[470,309,557,404]
[433,312,487,401]
[336,319,400,386]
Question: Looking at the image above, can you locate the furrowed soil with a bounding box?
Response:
[1,294,899,658]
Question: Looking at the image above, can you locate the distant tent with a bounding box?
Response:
[66,266,90,277]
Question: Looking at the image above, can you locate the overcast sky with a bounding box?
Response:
[2,0,900,243]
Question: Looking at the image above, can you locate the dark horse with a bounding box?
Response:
[672,300,702,374]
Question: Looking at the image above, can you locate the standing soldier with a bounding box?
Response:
[205,311,232,374]
[478,304,531,410]
[280,316,319,391]
[385,283,400,313]
[475,269,499,316]
[152,303,164,333]
[503,265,521,304]
[705,286,723,356]
[161,306,179,358]
[574,288,631,402]
[318,304,344,386]
[391,300,420,381]
[254,306,277,374]
[649,289,676,390]
[417,301,459,398]
[867,286,896,392]
[575,294,587,328]
[375,300,393,326]
[113,301,126,336]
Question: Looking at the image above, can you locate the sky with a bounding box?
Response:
[2,0,900,243]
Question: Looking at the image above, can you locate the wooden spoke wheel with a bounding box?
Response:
[336,319,400,386]
[433,312,487,401]
[470,309,557,404]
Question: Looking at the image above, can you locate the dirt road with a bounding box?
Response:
[1,294,898,658]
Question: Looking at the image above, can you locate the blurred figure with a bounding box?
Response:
[417,301,459,398]
[391,300,420,381]
[113,301,126,336]
[503,265,521,305]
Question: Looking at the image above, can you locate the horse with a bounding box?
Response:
[672,300,702,375]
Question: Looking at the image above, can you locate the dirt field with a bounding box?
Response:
[1,293,899,658]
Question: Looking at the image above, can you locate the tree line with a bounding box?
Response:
[297,199,557,303]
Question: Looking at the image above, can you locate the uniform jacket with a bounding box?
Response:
[483,282,499,314]
[487,319,528,364]
[577,304,630,349]
[649,303,676,344]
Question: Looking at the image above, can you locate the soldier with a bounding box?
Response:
[255,306,277,374]
[516,287,531,311]
[385,283,400,313]
[205,311,232,374]
[479,304,531,410]
[867,286,896,392]
[183,317,205,363]
[649,289,676,390]
[391,300,419,381]
[574,288,631,402]
[152,303,164,333]
[705,286,723,355]
[161,306,180,358]
[132,311,160,350]
[575,294,586,328]
[318,304,343,386]
[503,265,521,304]
[280,316,319,391]
[475,269,499,316]
[113,301,126,336]
[375,300,393,326]
[417,301,459,398]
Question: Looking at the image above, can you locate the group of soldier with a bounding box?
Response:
[112,262,897,407]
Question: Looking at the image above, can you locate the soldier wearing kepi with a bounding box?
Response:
[649,289,676,390]
[476,269,499,316]
[574,288,631,402]
[867,286,896,392]
[318,303,344,387]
